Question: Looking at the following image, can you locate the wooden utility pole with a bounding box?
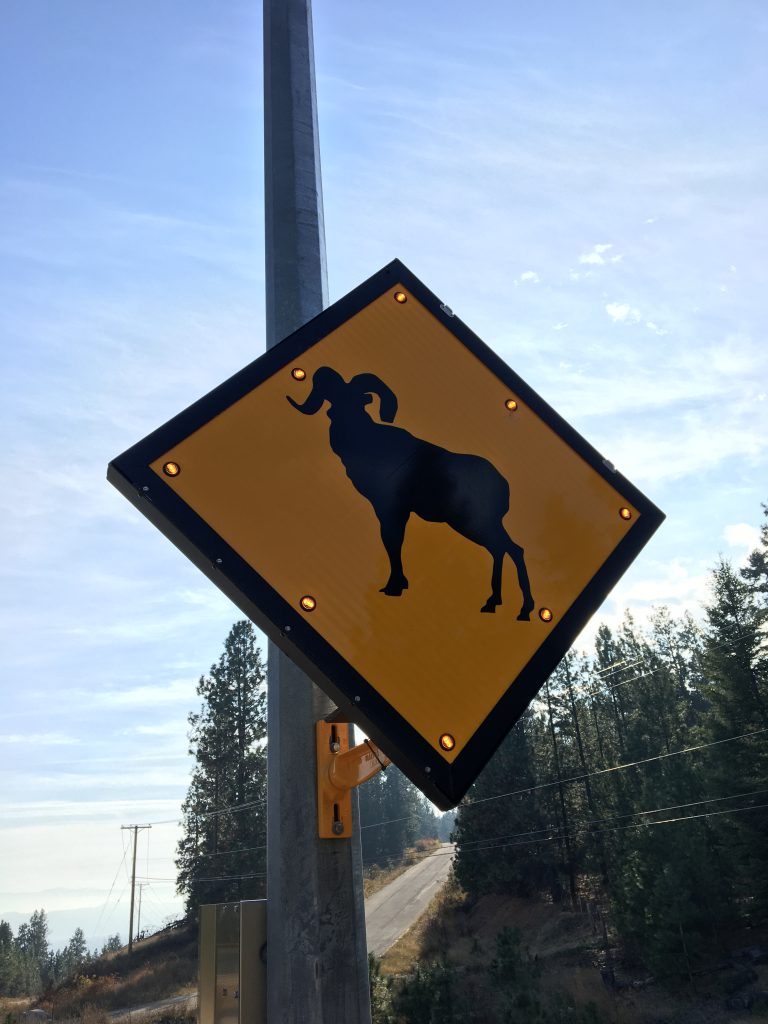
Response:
[121,824,151,955]
[263,2,371,1021]
[136,882,149,942]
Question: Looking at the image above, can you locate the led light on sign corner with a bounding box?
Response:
[163,462,181,477]
[619,507,632,521]
[299,595,317,612]
[439,733,456,751]
[539,607,554,623]
[291,367,307,381]
[394,291,408,304]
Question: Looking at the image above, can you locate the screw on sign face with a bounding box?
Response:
[287,366,534,620]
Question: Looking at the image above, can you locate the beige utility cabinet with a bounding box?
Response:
[199,901,266,1024]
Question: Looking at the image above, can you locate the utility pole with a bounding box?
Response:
[263,2,371,1022]
[136,882,149,942]
[121,824,151,955]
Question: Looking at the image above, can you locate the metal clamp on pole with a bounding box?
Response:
[316,722,391,838]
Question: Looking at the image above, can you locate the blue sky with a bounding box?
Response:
[1,0,766,950]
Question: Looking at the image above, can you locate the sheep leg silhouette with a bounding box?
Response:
[378,511,410,596]
[480,530,535,619]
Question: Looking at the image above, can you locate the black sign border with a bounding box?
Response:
[108,259,664,810]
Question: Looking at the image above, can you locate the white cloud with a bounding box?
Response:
[579,243,617,266]
[82,678,199,710]
[646,321,668,335]
[552,322,568,331]
[573,559,711,652]
[128,721,190,737]
[723,522,761,563]
[518,270,540,283]
[605,413,767,485]
[605,302,641,324]
[0,733,79,746]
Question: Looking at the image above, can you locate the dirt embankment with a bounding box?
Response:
[381,881,768,1023]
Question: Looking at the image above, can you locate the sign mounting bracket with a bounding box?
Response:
[316,722,391,839]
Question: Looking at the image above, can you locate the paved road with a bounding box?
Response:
[109,843,454,1018]
[109,993,196,1020]
[365,843,454,957]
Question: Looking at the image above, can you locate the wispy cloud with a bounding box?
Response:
[723,522,761,566]
[605,302,642,324]
[579,243,614,265]
[0,733,79,746]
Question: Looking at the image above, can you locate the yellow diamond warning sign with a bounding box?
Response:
[108,260,663,808]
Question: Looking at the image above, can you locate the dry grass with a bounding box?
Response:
[380,882,768,1024]
[0,997,32,1023]
[39,925,197,1021]
[379,872,466,976]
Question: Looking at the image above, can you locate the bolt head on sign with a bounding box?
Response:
[108,259,663,809]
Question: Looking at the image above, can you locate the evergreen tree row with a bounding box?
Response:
[0,910,120,997]
[453,503,768,979]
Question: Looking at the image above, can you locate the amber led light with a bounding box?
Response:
[505,399,518,412]
[439,733,456,751]
[619,507,632,521]
[299,595,317,612]
[162,462,181,477]
[291,367,307,381]
[394,291,408,304]
[539,607,554,623]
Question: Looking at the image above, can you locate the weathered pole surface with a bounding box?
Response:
[263,2,371,1022]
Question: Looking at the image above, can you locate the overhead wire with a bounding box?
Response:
[88,842,131,946]
[439,799,768,860]
[462,725,768,809]
[144,797,267,827]
[455,785,768,852]
[121,630,763,884]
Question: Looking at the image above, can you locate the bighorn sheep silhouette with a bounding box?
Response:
[287,367,534,618]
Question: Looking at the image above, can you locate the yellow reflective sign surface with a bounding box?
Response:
[150,287,637,762]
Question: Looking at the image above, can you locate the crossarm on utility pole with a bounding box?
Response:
[316,722,391,838]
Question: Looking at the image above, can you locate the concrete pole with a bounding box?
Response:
[263,3,371,1022]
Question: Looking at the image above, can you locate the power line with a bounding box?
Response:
[88,845,131,946]
[569,630,755,701]
[450,800,768,858]
[360,814,419,831]
[194,872,266,883]
[145,798,267,827]
[462,725,768,810]
[594,658,643,677]
[455,785,768,852]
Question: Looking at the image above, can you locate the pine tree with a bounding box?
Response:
[359,767,423,867]
[101,935,122,955]
[60,928,88,979]
[175,621,267,913]
[741,503,768,608]
[702,548,768,921]
[12,910,49,995]
[453,710,563,900]
[0,920,19,995]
